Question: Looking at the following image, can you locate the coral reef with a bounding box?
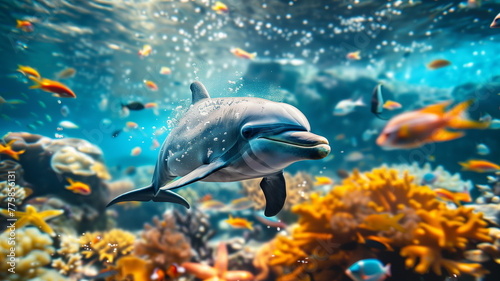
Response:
[177,186,200,204]
[263,167,492,281]
[80,229,135,263]
[241,171,313,221]
[173,208,215,262]
[389,162,472,192]
[0,228,58,280]
[104,255,154,281]
[134,211,192,268]
[52,234,83,276]
[2,132,111,213]
[0,159,26,185]
[0,180,31,209]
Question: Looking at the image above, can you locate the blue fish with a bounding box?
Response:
[421,172,438,185]
[346,259,391,281]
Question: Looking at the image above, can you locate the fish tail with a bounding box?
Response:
[66,177,74,184]
[447,99,490,129]
[355,96,365,106]
[385,263,391,277]
[458,161,469,171]
[28,76,41,89]
[250,52,257,59]
[16,19,22,28]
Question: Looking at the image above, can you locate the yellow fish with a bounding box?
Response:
[359,213,405,233]
[65,177,91,195]
[314,176,333,186]
[225,214,253,230]
[17,65,41,79]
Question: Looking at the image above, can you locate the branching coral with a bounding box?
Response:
[104,255,154,281]
[80,229,135,263]
[134,211,191,268]
[241,171,313,212]
[262,167,493,281]
[53,234,83,276]
[0,228,56,280]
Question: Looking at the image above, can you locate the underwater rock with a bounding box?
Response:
[2,132,111,225]
[173,208,215,262]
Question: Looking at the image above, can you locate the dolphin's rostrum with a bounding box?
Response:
[107,81,331,216]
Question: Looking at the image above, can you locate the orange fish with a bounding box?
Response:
[198,194,212,202]
[65,177,91,195]
[16,19,33,32]
[166,263,185,279]
[29,77,76,98]
[159,67,171,75]
[376,99,489,149]
[150,138,160,150]
[131,147,142,156]
[225,214,253,230]
[382,100,402,110]
[359,213,405,233]
[151,267,165,281]
[144,102,158,109]
[459,159,500,173]
[126,121,138,129]
[144,80,158,91]
[17,65,40,79]
[346,50,361,60]
[0,140,25,161]
[314,176,333,186]
[212,1,229,14]
[427,59,451,70]
[230,47,256,60]
[138,44,152,57]
[434,188,471,206]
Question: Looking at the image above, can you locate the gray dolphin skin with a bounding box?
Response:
[107,81,331,216]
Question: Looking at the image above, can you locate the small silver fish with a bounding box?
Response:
[476,143,490,155]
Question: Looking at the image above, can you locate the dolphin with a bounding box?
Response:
[107,81,330,216]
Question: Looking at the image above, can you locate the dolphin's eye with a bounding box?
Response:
[241,126,255,139]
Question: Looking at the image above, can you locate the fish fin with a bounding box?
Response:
[419,101,452,115]
[446,99,490,129]
[5,139,16,147]
[106,184,190,208]
[260,172,286,217]
[385,264,391,277]
[66,177,74,184]
[190,81,210,104]
[16,19,22,28]
[250,52,257,59]
[430,128,464,142]
[28,76,41,89]
[458,161,469,170]
[374,113,389,120]
[162,158,228,190]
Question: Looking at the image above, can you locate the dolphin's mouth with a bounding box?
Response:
[260,131,329,147]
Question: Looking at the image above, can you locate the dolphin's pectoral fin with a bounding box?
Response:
[162,158,228,190]
[260,172,286,217]
[106,184,190,208]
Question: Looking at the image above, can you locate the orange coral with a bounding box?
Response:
[262,167,492,281]
[105,255,154,281]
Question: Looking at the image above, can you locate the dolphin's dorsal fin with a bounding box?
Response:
[190,81,210,104]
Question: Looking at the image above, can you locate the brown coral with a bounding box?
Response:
[262,167,492,281]
[80,229,135,263]
[134,211,191,268]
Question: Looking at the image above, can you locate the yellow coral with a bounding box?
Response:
[0,228,55,280]
[264,167,492,281]
[105,255,154,281]
[80,229,135,263]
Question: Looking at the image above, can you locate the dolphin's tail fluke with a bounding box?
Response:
[106,184,190,208]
